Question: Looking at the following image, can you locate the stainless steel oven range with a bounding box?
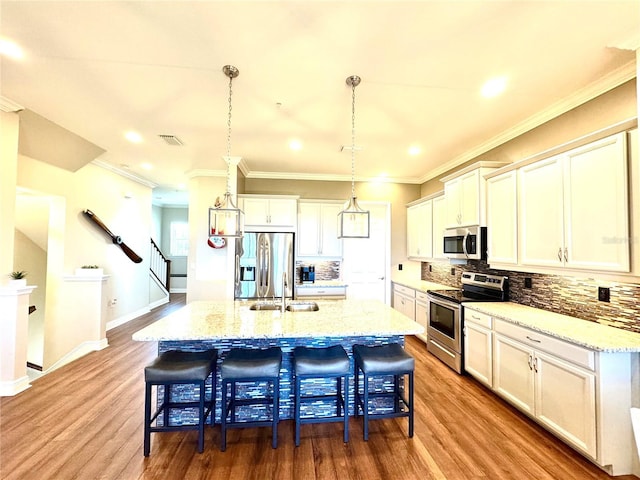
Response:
[426,272,508,374]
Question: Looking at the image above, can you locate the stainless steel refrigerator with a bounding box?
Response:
[235,232,295,300]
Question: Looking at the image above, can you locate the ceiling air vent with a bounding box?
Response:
[158,134,184,146]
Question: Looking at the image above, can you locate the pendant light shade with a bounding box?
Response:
[338,75,370,239]
[208,65,244,240]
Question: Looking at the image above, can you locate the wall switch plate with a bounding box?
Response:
[450,267,455,276]
[524,277,532,288]
[598,287,610,302]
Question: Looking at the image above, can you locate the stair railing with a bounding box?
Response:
[150,238,171,292]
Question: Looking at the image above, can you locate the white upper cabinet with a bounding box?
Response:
[518,155,565,267]
[406,192,444,261]
[518,132,629,272]
[432,194,446,259]
[406,200,433,260]
[240,195,298,232]
[442,162,506,228]
[297,201,342,257]
[444,170,478,227]
[563,133,629,271]
[486,170,518,265]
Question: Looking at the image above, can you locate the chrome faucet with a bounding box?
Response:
[281,271,288,313]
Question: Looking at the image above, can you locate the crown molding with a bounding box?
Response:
[0,96,24,113]
[419,59,638,184]
[91,160,158,188]
[243,170,422,184]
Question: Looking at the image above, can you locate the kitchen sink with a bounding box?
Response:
[286,302,319,312]
[249,302,281,311]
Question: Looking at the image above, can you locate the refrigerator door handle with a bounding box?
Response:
[263,243,271,294]
[234,254,240,289]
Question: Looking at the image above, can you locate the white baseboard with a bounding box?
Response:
[41,338,109,376]
[170,287,186,293]
[0,375,31,397]
[149,296,169,310]
[106,306,151,331]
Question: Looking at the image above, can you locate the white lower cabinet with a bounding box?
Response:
[463,310,493,388]
[392,284,415,321]
[414,291,429,343]
[464,308,635,475]
[493,320,596,458]
[534,350,596,457]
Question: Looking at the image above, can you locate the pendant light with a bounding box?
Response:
[208,65,244,240]
[338,75,370,238]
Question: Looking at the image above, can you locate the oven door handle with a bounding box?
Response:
[428,294,460,311]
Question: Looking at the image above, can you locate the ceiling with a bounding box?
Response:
[2,1,638,207]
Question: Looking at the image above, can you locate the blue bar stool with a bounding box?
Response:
[353,343,415,440]
[143,349,218,456]
[292,345,350,446]
[219,347,282,451]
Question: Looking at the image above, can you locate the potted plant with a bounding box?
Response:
[9,270,27,286]
[75,265,104,276]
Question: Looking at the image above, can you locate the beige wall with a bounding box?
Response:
[421,79,638,196]
[13,229,47,367]
[244,178,421,268]
[1,111,19,279]
[16,156,153,369]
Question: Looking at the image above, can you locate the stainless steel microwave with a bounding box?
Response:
[443,226,487,260]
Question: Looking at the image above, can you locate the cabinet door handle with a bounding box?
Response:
[533,357,539,373]
[557,248,562,261]
[564,248,568,262]
[526,335,541,343]
[527,354,533,371]
[471,315,481,320]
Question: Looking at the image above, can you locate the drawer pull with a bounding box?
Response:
[471,315,481,320]
[526,335,541,343]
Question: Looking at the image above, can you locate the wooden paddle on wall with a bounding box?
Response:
[82,209,143,263]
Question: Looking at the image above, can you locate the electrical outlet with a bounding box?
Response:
[450,267,455,276]
[398,264,403,271]
[429,265,432,273]
[598,287,610,302]
[524,277,532,289]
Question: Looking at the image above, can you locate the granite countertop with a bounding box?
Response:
[391,273,457,293]
[463,301,640,353]
[132,299,423,341]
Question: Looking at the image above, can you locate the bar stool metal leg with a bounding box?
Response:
[272,378,279,449]
[408,371,414,438]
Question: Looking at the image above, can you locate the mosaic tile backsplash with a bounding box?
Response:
[421,260,640,334]
[294,260,340,283]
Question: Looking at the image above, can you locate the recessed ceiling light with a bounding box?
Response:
[141,162,153,170]
[481,76,507,98]
[125,131,143,143]
[0,38,23,59]
[289,139,303,151]
[408,145,421,156]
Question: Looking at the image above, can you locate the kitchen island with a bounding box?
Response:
[132,299,422,423]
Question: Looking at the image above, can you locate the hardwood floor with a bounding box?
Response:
[1,294,636,480]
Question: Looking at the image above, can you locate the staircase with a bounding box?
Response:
[150,238,171,295]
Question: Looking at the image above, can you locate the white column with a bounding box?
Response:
[223,156,241,299]
[0,110,20,281]
[0,285,37,396]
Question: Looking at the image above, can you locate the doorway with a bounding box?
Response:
[341,201,390,304]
